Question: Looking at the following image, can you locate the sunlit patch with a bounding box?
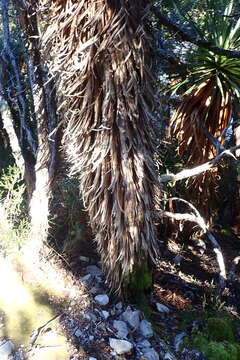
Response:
[0,253,87,359]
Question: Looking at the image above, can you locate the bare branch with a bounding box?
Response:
[207,233,226,294]
[152,7,240,59]
[160,198,227,294]
[160,145,240,183]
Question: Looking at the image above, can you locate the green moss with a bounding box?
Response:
[182,314,240,360]
[206,317,235,343]
[125,261,153,295]
[204,341,239,360]
[184,333,240,360]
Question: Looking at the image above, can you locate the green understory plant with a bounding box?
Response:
[182,313,240,360]
[0,166,30,251]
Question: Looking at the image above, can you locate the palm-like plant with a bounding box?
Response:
[44,0,159,292]
[170,1,240,165]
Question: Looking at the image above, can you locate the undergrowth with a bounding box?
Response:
[0,166,30,252]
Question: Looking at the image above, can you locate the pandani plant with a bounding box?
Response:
[169,1,240,203]
[43,0,160,293]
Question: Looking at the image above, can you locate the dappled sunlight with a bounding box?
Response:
[0,256,54,344]
[0,255,70,359]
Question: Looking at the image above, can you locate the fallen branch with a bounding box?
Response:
[160,198,226,294]
[31,314,60,347]
[160,145,240,184]
[206,233,226,294]
[228,256,240,281]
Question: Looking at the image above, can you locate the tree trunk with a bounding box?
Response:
[44,0,160,292]
[14,0,58,259]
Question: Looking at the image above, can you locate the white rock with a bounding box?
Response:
[140,320,153,338]
[90,285,103,294]
[122,307,140,329]
[101,310,110,319]
[94,294,109,306]
[142,348,159,360]
[75,329,82,337]
[89,357,97,360]
[138,340,151,348]
[109,338,133,355]
[82,274,93,287]
[79,256,90,262]
[85,265,102,276]
[113,320,129,339]
[0,341,15,359]
[83,311,97,321]
[164,353,177,360]
[174,332,187,352]
[89,335,94,341]
[156,303,170,313]
[115,302,123,310]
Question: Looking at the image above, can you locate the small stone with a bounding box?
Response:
[101,310,110,319]
[79,256,90,262]
[0,341,15,359]
[89,335,94,341]
[75,329,83,337]
[113,320,129,339]
[142,348,159,360]
[173,254,182,265]
[115,302,123,310]
[180,349,206,360]
[94,294,109,306]
[164,353,177,360]
[140,320,153,338]
[82,274,93,287]
[138,340,151,348]
[83,312,97,321]
[109,338,133,355]
[85,265,102,276]
[90,285,103,294]
[89,357,97,360]
[156,303,170,313]
[122,307,140,329]
[174,332,187,352]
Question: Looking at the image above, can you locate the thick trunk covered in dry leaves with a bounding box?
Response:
[44,0,160,292]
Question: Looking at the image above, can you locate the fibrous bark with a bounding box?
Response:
[44,0,160,291]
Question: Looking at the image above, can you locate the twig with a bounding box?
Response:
[31,314,60,347]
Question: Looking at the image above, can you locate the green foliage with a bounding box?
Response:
[206,317,235,343]
[126,261,153,295]
[182,313,240,360]
[0,166,26,221]
[51,175,88,255]
[0,166,30,251]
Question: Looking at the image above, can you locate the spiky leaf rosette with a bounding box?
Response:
[169,2,240,204]
[43,0,159,292]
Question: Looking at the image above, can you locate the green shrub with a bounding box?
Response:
[182,313,240,360]
[206,317,235,343]
[0,166,29,251]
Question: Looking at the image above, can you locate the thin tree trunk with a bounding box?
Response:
[14,0,58,258]
[0,0,36,197]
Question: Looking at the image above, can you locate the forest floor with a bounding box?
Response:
[0,227,240,360]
